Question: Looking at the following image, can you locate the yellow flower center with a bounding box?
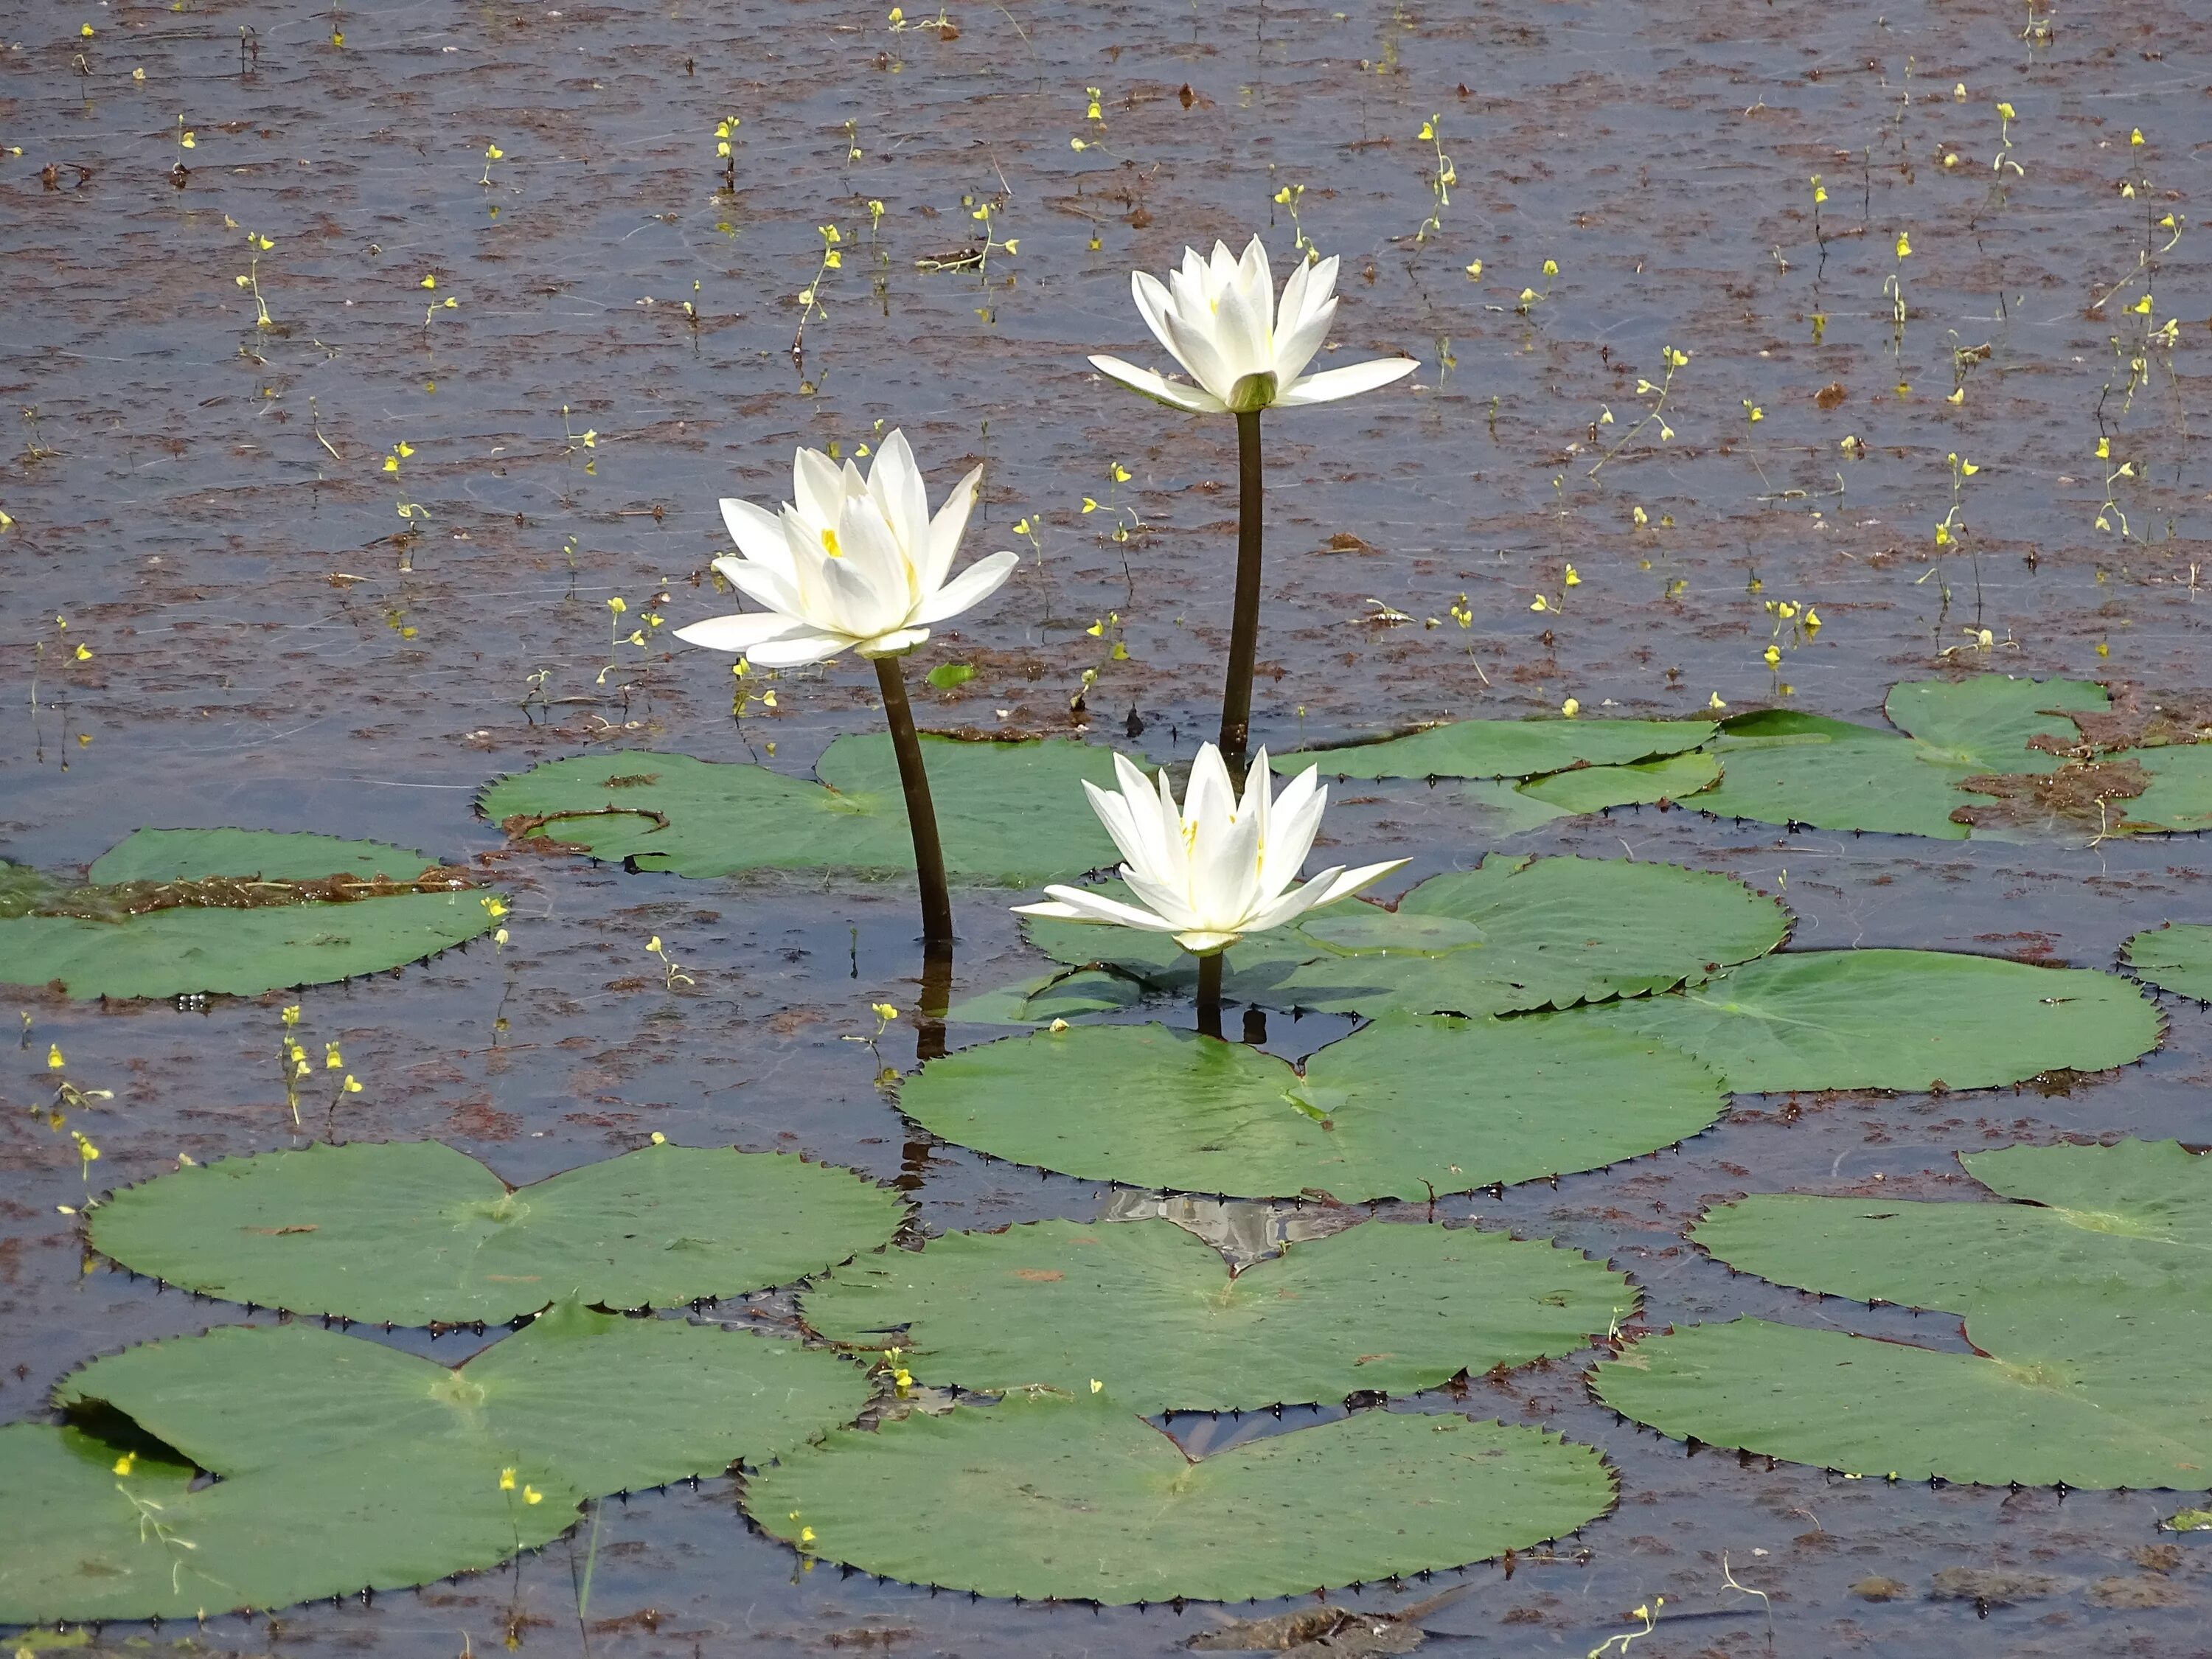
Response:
[821,526,843,558]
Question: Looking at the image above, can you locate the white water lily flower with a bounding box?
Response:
[1090,236,1419,416]
[1014,743,1408,955]
[674,431,1019,668]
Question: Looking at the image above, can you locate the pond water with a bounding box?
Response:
[5,0,2212,1650]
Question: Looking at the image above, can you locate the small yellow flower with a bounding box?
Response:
[1559,698,1580,718]
[608,596,627,613]
[871,1003,899,1022]
[1542,258,1559,277]
[114,1453,136,1475]
[282,1005,302,1026]
[325,1043,342,1069]
[800,1524,817,1543]
[1562,565,1581,587]
[420,274,437,290]
[524,1485,543,1505]
[1997,101,2015,120]
[1529,595,1549,613]
[343,1074,363,1094]
[1463,259,1482,279]
[1708,692,1727,711]
[1895,232,1912,258]
[500,1468,517,1489]
[1763,645,1782,668]
[650,1131,667,1144]
[47,1044,63,1070]
[1089,1379,1104,1393]
[2130,127,2144,146]
[485,143,504,160]
[647,935,664,953]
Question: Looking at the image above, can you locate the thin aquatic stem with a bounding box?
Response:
[1195,952,1225,1040]
[874,655,954,948]
[1218,410,1265,770]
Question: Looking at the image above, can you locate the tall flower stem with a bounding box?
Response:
[1217,409,1266,774]
[1195,952,1225,1041]
[874,655,955,950]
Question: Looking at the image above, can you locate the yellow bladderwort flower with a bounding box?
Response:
[870,1003,899,1022]
[1763,645,1782,667]
[500,1468,517,1489]
[114,1452,136,1475]
[282,1004,302,1026]
[1895,232,1912,258]
[1562,565,1581,587]
[325,1043,342,1069]
[1559,698,1580,718]
[1529,595,1549,612]
[800,1526,817,1544]
[1090,236,1417,414]
[1709,692,1728,710]
[47,1044,63,1070]
[1014,745,1405,956]
[674,433,1018,666]
[524,1485,543,1505]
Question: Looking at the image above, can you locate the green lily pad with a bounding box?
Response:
[745,1394,1615,1604]
[1,860,57,919]
[89,1139,905,1325]
[898,1015,1726,1201]
[0,1420,580,1624]
[2120,745,2212,833]
[60,1303,868,1502]
[1585,949,2160,1092]
[1691,678,2107,838]
[1276,717,1713,781]
[88,827,442,884]
[0,828,496,1000]
[2124,924,2212,1001]
[478,736,1126,886]
[801,1217,1633,1413]
[1512,751,1722,815]
[1593,1140,2212,1489]
[1592,1310,2212,1489]
[992,855,1787,1022]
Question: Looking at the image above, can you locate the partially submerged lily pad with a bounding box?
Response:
[1276,717,1713,782]
[60,1303,868,1503]
[2124,924,2212,1001]
[801,1217,1633,1413]
[1511,751,1722,815]
[898,1015,1726,1200]
[744,1394,1615,1603]
[90,1139,905,1324]
[1585,949,2160,1092]
[987,855,1787,1022]
[479,736,1125,886]
[1593,1140,2212,1488]
[0,828,495,1000]
[0,1419,579,1625]
[1692,678,2109,838]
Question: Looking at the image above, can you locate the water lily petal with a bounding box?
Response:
[911,549,1018,627]
[1172,928,1244,955]
[720,496,796,577]
[745,630,855,668]
[1131,270,1186,368]
[793,445,848,529]
[923,465,984,592]
[1014,885,1182,933]
[853,625,931,658]
[723,557,809,625]
[1270,291,1338,389]
[866,430,930,559]
[672,611,808,653]
[1088,355,1225,415]
[1276,355,1419,407]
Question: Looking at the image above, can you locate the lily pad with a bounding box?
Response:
[0,828,496,1000]
[87,827,443,884]
[1512,751,1722,815]
[745,1394,1615,1603]
[0,1420,580,1624]
[2121,745,2212,833]
[995,855,1787,1022]
[89,1139,906,1325]
[479,736,1126,886]
[60,1303,868,1502]
[1276,717,1713,782]
[1691,678,2107,838]
[1585,949,2160,1092]
[1593,1140,2212,1488]
[2124,924,2212,1001]
[898,1015,1727,1200]
[801,1217,1633,1413]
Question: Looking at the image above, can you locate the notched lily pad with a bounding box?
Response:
[1594,1140,2212,1488]
[2124,924,2212,1002]
[744,1394,1616,1604]
[801,1217,1634,1413]
[0,828,495,999]
[89,1138,907,1324]
[984,855,1787,1023]
[898,1015,1727,1201]
[1276,717,1714,782]
[1586,948,2160,1092]
[478,735,1127,886]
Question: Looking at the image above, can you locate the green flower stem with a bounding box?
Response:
[1196,951,1225,1041]
[874,655,954,949]
[1217,409,1265,773]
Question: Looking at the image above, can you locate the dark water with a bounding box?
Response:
[6,0,2212,1649]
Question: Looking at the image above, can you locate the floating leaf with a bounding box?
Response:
[2124,924,2212,1001]
[90,1140,905,1325]
[802,1217,1632,1413]
[0,1420,579,1624]
[745,1394,1614,1604]
[0,860,55,920]
[0,829,495,1000]
[1276,717,1712,782]
[2119,745,2212,832]
[479,737,1125,885]
[1585,949,2159,1091]
[87,827,442,884]
[59,1304,867,1504]
[996,855,1787,1021]
[1691,678,2107,838]
[899,1016,1725,1201]
[1595,1141,2212,1488]
[1511,750,1722,815]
